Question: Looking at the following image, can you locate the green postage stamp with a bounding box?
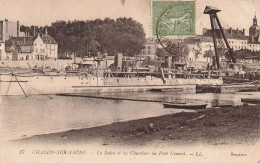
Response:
[152,0,195,36]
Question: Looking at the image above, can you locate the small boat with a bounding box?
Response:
[163,102,207,109]
[212,104,232,108]
[150,88,183,92]
[241,98,260,104]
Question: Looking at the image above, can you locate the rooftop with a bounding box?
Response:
[42,35,58,44]
[203,28,248,40]
[5,36,36,46]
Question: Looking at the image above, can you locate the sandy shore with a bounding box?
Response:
[16,104,260,146]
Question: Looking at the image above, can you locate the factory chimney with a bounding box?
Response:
[17,21,20,37]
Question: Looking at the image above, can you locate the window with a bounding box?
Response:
[36,49,38,52]
[26,55,29,60]
[148,46,150,49]
[35,43,36,46]
[43,49,45,52]
[148,51,150,54]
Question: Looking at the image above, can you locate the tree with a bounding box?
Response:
[180,46,189,61]
[193,49,201,61]
[48,18,146,58]
[156,48,173,58]
[204,49,214,62]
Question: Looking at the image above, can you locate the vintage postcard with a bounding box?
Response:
[0,0,260,162]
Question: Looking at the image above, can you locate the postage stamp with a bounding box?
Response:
[152,0,195,37]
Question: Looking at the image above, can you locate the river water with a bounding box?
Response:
[0,91,259,141]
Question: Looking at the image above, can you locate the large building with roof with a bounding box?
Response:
[139,38,157,60]
[3,29,58,61]
[202,27,248,51]
[174,15,260,67]
[41,31,58,59]
[180,27,249,68]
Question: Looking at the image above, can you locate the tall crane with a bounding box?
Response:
[204,6,236,69]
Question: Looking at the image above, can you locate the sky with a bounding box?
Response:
[0,0,260,36]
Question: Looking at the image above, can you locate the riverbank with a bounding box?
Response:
[17,104,260,146]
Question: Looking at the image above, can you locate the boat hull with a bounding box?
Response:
[0,74,223,96]
[163,103,207,109]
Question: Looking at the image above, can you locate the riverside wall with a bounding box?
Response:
[0,59,74,71]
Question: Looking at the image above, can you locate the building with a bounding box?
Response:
[249,13,260,43]
[140,38,157,60]
[0,41,6,60]
[184,36,213,63]
[0,19,20,42]
[41,28,58,59]
[248,14,260,51]
[202,27,248,51]
[4,31,58,61]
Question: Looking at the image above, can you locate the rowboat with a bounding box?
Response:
[150,88,183,92]
[163,102,207,109]
[241,98,260,104]
[212,104,232,107]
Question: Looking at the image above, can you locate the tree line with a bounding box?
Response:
[21,18,146,59]
[48,18,146,58]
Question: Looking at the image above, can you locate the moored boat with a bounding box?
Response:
[241,98,260,104]
[163,102,207,109]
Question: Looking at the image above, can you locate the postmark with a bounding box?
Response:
[152,0,195,54]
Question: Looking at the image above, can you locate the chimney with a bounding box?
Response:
[237,28,239,34]
[45,27,48,35]
[243,29,245,35]
[203,28,207,35]
[229,28,232,35]
[33,26,36,36]
[17,21,20,37]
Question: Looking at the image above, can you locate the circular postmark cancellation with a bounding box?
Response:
[152,1,195,55]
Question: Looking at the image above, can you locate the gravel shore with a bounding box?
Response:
[17,104,260,146]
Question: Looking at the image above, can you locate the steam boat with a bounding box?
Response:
[0,55,223,96]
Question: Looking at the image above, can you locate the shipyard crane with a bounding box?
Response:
[204,6,236,69]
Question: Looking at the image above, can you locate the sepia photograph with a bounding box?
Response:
[0,0,259,162]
